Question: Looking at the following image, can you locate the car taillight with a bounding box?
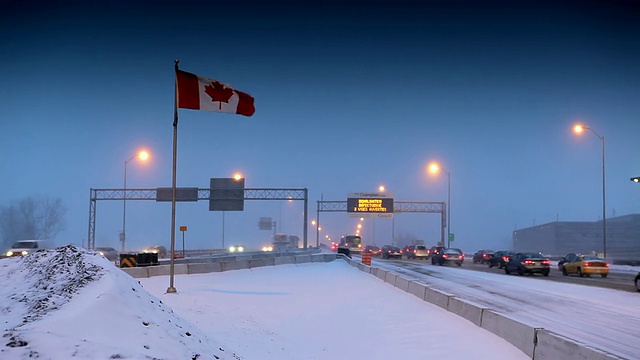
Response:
[584,262,590,266]
[502,256,509,261]
[605,263,610,267]
[523,260,534,265]
[443,254,448,258]
[541,260,550,265]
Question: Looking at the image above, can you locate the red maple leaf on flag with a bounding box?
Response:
[204,81,234,109]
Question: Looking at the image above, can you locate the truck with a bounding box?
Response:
[272,234,300,252]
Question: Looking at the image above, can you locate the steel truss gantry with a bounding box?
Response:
[88,187,308,250]
[315,200,446,246]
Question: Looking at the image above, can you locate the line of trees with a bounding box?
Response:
[0,196,67,250]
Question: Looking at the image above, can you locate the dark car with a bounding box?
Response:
[635,273,640,292]
[472,249,495,264]
[487,250,515,269]
[381,245,402,259]
[95,246,119,261]
[405,245,429,260]
[504,252,550,276]
[363,245,381,257]
[431,247,464,266]
[557,253,575,271]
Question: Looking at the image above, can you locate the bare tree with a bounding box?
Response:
[0,196,67,249]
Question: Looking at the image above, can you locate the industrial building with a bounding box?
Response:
[513,214,640,263]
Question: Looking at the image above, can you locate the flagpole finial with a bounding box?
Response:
[175,59,179,65]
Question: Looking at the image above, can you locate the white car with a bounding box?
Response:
[6,240,54,257]
[229,245,245,253]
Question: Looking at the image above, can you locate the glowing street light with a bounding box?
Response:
[379,185,385,192]
[632,177,640,183]
[122,150,150,252]
[573,123,607,258]
[428,161,451,247]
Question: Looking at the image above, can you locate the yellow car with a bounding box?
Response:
[561,254,609,278]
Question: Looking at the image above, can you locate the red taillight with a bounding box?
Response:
[605,263,610,267]
[413,250,417,253]
[442,254,448,258]
[584,262,590,266]
[502,256,509,261]
[523,260,534,265]
[399,250,403,253]
[541,260,550,265]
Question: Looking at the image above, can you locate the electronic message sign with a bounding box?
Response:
[347,192,394,218]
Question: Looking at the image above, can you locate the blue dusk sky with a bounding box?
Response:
[1,0,639,253]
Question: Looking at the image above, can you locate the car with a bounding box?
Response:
[363,245,381,256]
[405,244,429,260]
[636,273,640,292]
[95,246,119,261]
[229,245,245,253]
[431,247,464,266]
[487,250,515,269]
[5,239,55,257]
[504,252,550,276]
[472,249,495,264]
[560,254,609,278]
[380,245,402,259]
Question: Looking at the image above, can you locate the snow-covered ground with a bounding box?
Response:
[1,246,529,359]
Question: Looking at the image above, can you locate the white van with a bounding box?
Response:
[6,240,54,257]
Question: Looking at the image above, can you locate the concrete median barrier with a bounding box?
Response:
[447,297,485,326]
[311,254,325,262]
[147,264,187,277]
[294,254,312,264]
[274,256,295,265]
[534,330,622,360]
[121,267,149,278]
[481,310,539,358]
[425,287,453,310]
[407,281,428,300]
[222,260,250,271]
[384,272,397,286]
[375,268,388,281]
[356,262,371,273]
[249,258,275,269]
[394,276,411,292]
[188,262,222,274]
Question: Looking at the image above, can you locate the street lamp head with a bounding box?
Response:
[428,163,439,174]
[573,124,587,134]
[632,177,640,183]
[233,172,243,181]
[378,185,385,192]
[138,151,150,161]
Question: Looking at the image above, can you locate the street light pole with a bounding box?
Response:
[122,156,133,253]
[447,169,451,248]
[574,125,606,258]
[122,151,149,253]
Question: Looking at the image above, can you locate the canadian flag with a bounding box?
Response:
[176,69,255,117]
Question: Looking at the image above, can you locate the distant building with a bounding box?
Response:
[513,214,640,260]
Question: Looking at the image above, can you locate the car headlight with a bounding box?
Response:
[238,246,244,252]
[21,250,29,256]
[229,246,236,252]
[6,251,13,257]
